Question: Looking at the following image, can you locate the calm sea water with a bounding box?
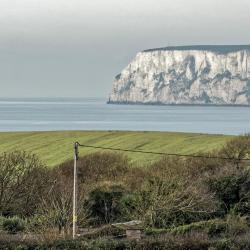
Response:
[0,98,250,135]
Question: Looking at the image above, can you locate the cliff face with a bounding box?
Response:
[108,45,250,105]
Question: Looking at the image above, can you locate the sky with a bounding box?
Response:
[0,0,250,98]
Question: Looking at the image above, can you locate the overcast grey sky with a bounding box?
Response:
[0,0,250,98]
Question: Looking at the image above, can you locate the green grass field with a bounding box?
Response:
[0,131,233,167]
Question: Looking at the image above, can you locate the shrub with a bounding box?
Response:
[86,183,129,224]
[1,236,250,250]
[2,216,26,234]
[0,215,6,230]
[145,219,227,238]
[89,239,137,250]
[208,170,250,215]
[81,224,124,239]
[35,240,89,250]
[225,213,249,238]
[13,245,29,250]
[169,219,227,237]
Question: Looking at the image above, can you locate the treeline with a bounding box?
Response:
[0,135,250,249]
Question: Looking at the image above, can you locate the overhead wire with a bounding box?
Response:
[75,142,250,162]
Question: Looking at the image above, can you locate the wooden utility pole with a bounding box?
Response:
[73,142,79,239]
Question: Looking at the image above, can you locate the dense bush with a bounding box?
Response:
[80,224,124,239]
[208,170,250,215]
[145,219,227,238]
[170,219,227,237]
[2,216,26,234]
[86,183,130,224]
[1,237,250,250]
[0,215,6,230]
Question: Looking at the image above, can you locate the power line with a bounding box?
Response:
[76,142,250,161]
[72,141,250,239]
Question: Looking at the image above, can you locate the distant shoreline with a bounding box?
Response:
[107,100,250,107]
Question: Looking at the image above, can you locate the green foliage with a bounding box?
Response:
[118,194,139,221]
[145,219,227,237]
[0,215,6,230]
[211,236,250,250]
[3,238,250,250]
[88,239,137,250]
[80,225,124,239]
[2,216,26,234]
[13,245,29,250]
[169,219,227,237]
[86,184,129,224]
[34,240,89,250]
[26,214,51,233]
[146,214,250,240]
[1,235,250,250]
[208,170,250,215]
[225,212,249,238]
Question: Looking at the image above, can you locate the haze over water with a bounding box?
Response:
[0,98,249,135]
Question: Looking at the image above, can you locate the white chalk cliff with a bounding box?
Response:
[108,45,250,105]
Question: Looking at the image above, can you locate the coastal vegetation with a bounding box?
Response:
[0,133,249,249]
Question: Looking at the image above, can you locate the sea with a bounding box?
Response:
[0,97,250,135]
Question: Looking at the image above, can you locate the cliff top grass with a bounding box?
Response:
[143,45,250,53]
[0,131,232,167]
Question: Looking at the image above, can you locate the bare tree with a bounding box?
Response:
[133,157,218,227]
[135,177,217,227]
[38,166,89,236]
[220,134,250,168]
[0,151,48,216]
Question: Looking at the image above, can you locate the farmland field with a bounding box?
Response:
[0,131,232,167]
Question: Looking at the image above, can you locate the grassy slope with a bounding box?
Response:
[0,131,233,167]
